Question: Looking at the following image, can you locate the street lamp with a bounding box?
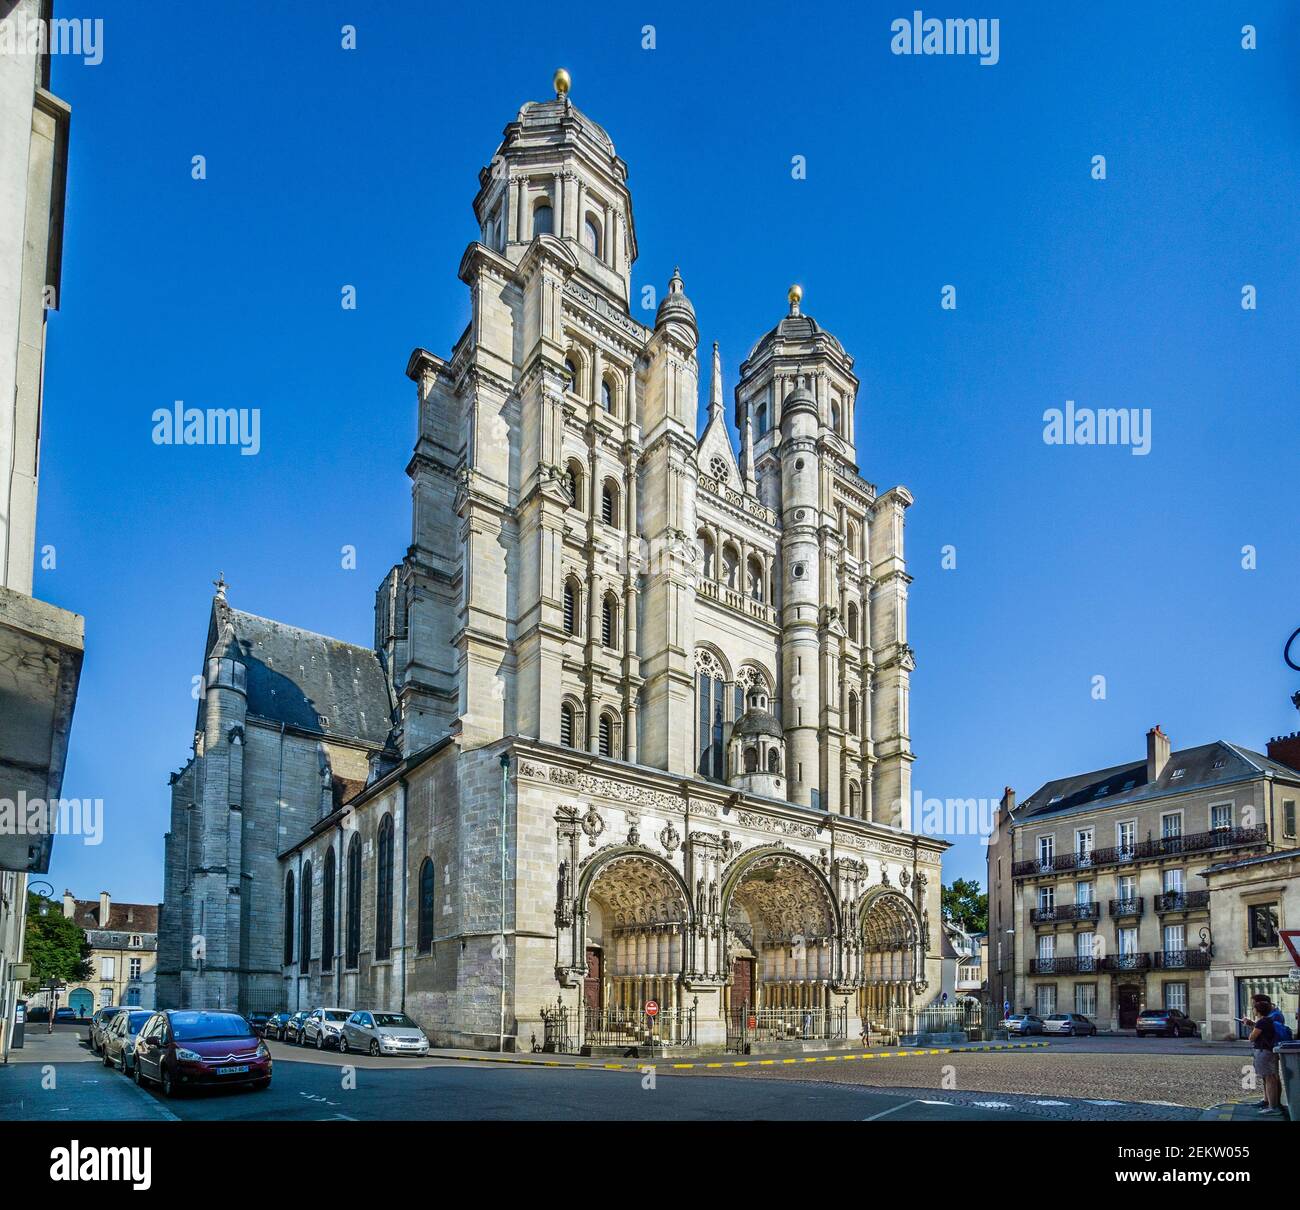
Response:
[1198,926,1214,959]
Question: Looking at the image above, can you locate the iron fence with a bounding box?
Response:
[727,1003,848,1052]
[536,997,697,1054]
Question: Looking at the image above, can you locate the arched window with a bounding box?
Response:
[698,531,715,579]
[755,402,768,436]
[847,602,859,642]
[563,578,579,636]
[830,399,842,435]
[322,847,336,973]
[767,748,781,774]
[283,872,295,967]
[722,544,739,590]
[602,593,619,648]
[563,357,580,395]
[375,815,394,961]
[299,861,312,972]
[849,781,862,817]
[560,701,576,747]
[744,746,759,773]
[847,520,859,558]
[747,555,765,601]
[564,459,584,509]
[417,858,435,955]
[601,481,619,528]
[598,713,614,758]
[346,833,361,968]
[696,650,726,781]
[601,377,615,414]
[848,691,860,736]
[583,214,602,257]
[533,201,553,237]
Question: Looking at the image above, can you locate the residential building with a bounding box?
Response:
[58,892,158,1013]
[987,726,1300,1031]
[0,0,82,1064]
[155,71,948,1049]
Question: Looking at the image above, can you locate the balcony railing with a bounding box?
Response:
[1012,826,1267,877]
[1101,952,1152,971]
[1108,897,1145,917]
[1028,955,1101,975]
[1153,948,1212,969]
[1154,890,1210,914]
[1030,903,1101,925]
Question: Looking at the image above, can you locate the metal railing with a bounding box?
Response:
[1153,948,1212,969]
[1101,952,1152,971]
[1030,903,1101,924]
[537,998,697,1054]
[1154,890,1210,913]
[1108,897,1144,917]
[1028,956,1101,975]
[1013,826,1266,877]
[727,1003,848,1053]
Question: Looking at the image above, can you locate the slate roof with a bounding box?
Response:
[745,311,847,363]
[1016,741,1300,823]
[1200,848,1300,876]
[68,899,159,933]
[208,600,394,748]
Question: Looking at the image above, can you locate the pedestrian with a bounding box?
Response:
[1240,994,1284,1117]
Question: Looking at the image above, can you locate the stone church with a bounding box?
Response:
[156,72,948,1051]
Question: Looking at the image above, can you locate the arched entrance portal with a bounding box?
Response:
[582,853,691,1015]
[858,890,922,1027]
[723,851,838,1023]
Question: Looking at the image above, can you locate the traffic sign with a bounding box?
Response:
[644,1000,659,1017]
[1282,930,1300,967]
[747,1015,757,1030]
[1287,968,1300,984]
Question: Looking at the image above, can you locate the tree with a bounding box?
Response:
[941,878,988,933]
[22,891,92,992]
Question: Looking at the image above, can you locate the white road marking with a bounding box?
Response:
[1031,1099,1070,1106]
[1084,1099,1124,1106]
[864,1099,926,1120]
[972,1101,1014,1109]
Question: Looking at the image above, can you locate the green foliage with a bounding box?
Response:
[22,891,92,990]
[941,878,988,933]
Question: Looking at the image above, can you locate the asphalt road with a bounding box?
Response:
[0,1027,1209,1122]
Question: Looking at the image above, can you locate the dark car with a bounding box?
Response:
[54,1007,77,1023]
[262,1012,292,1041]
[245,1011,273,1038]
[282,1011,311,1045]
[1136,1007,1198,1038]
[132,1010,271,1096]
[102,1008,154,1074]
[89,1006,125,1053]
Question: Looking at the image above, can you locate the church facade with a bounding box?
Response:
[155,74,947,1051]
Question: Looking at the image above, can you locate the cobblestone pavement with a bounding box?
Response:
[678,1048,1247,1112]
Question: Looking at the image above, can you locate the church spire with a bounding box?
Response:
[708,342,724,423]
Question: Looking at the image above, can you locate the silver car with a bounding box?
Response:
[341,1010,430,1057]
[302,1006,353,1050]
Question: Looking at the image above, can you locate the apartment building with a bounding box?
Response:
[988,726,1300,1031]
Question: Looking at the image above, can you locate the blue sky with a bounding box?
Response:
[36,0,1300,905]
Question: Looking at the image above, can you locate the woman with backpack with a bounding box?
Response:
[1239,994,1287,1117]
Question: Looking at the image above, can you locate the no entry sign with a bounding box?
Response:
[644,1000,659,1017]
[1282,930,1300,967]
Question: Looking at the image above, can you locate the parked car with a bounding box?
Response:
[302,1007,353,1050]
[341,1011,431,1057]
[89,1006,125,1053]
[262,1012,292,1041]
[132,1009,271,1096]
[245,1011,273,1038]
[282,1011,311,1045]
[54,1006,77,1024]
[1043,1012,1098,1037]
[1004,1013,1045,1035]
[102,1008,154,1074]
[1136,1007,1199,1038]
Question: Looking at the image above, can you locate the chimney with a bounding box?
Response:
[62,890,75,918]
[99,891,110,927]
[1001,786,1017,815]
[1267,732,1300,773]
[1146,725,1171,782]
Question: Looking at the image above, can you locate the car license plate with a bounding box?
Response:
[217,1064,250,1075]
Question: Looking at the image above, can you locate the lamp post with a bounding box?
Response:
[27,882,55,1031]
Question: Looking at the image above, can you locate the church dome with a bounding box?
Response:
[747,310,846,362]
[655,267,697,333]
[733,706,783,739]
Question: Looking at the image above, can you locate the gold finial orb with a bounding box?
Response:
[553,68,571,97]
[788,283,803,306]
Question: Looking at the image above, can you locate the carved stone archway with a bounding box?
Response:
[856,887,925,1025]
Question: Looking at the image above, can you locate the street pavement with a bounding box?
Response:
[1,1026,1266,1122]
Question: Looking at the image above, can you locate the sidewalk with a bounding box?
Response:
[1200,1097,1290,1123]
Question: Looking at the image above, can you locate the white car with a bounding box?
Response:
[341,1010,430,1057]
[302,1006,353,1050]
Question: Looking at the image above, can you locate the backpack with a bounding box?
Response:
[1269,1009,1294,1044]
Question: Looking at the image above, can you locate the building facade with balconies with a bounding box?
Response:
[987,726,1300,1031]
